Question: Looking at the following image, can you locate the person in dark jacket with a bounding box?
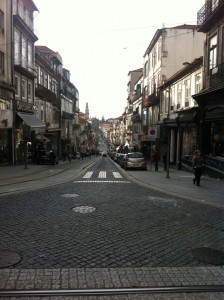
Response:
[192,150,204,186]
[152,148,160,171]
[49,150,56,166]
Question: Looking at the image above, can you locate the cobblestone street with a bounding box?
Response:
[1,158,224,299]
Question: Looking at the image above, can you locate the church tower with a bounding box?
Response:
[85,102,89,120]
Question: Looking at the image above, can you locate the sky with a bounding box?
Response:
[34,0,205,120]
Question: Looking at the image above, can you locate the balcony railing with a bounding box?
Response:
[14,54,37,77]
[143,93,159,108]
[35,84,58,103]
[61,111,74,120]
[197,0,224,30]
[210,62,224,89]
[131,113,141,122]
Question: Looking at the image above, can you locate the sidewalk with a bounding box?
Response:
[0,157,224,209]
[122,162,224,209]
[0,156,99,196]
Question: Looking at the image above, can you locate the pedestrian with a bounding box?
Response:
[68,152,71,162]
[163,152,167,171]
[152,148,160,171]
[192,149,204,186]
[49,150,56,166]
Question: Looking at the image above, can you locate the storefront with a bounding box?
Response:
[0,109,13,165]
[15,112,46,163]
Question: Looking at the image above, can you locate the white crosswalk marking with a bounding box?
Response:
[98,171,106,178]
[82,170,124,180]
[83,171,93,178]
[112,172,123,178]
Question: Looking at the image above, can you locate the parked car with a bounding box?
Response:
[76,152,81,159]
[123,152,147,170]
[113,152,120,163]
[37,150,59,165]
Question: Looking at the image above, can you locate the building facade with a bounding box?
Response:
[0,0,14,165]
[193,0,224,178]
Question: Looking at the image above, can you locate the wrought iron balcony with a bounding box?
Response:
[35,84,58,103]
[131,113,141,122]
[197,0,224,32]
[61,111,74,120]
[210,62,224,89]
[143,93,159,108]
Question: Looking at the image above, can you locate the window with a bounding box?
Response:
[40,70,44,85]
[170,87,175,111]
[209,34,217,71]
[195,74,201,94]
[44,73,48,88]
[28,82,32,102]
[49,76,52,91]
[21,36,26,67]
[14,75,20,96]
[177,83,182,109]
[14,30,20,63]
[21,79,27,99]
[28,43,32,66]
[0,10,4,33]
[184,79,190,107]
[165,91,169,113]
[144,61,148,77]
[0,51,4,75]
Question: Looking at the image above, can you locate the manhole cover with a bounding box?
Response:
[62,194,79,198]
[0,250,22,268]
[72,206,96,214]
[191,247,224,265]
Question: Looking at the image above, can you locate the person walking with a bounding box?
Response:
[152,148,160,171]
[49,150,56,166]
[192,150,204,186]
[163,152,167,171]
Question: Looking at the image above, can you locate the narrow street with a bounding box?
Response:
[1,157,224,271]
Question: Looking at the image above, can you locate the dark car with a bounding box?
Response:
[37,150,59,165]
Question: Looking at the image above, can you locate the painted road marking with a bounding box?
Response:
[83,171,93,178]
[75,180,130,183]
[98,171,106,178]
[112,172,123,178]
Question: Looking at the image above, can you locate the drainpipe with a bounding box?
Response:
[166,86,171,178]
[11,1,16,165]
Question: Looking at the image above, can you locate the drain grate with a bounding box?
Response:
[191,247,224,265]
[0,250,22,268]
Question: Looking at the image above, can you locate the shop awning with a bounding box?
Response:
[17,112,46,128]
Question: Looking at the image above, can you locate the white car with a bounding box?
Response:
[76,152,81,159]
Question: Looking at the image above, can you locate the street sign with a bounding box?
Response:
[148,125,160,139]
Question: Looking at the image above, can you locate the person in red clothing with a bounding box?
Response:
[152,148,160,171]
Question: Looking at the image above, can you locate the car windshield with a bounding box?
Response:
[128,153,144,158]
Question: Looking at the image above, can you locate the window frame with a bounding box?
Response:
[209,34,217,71]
